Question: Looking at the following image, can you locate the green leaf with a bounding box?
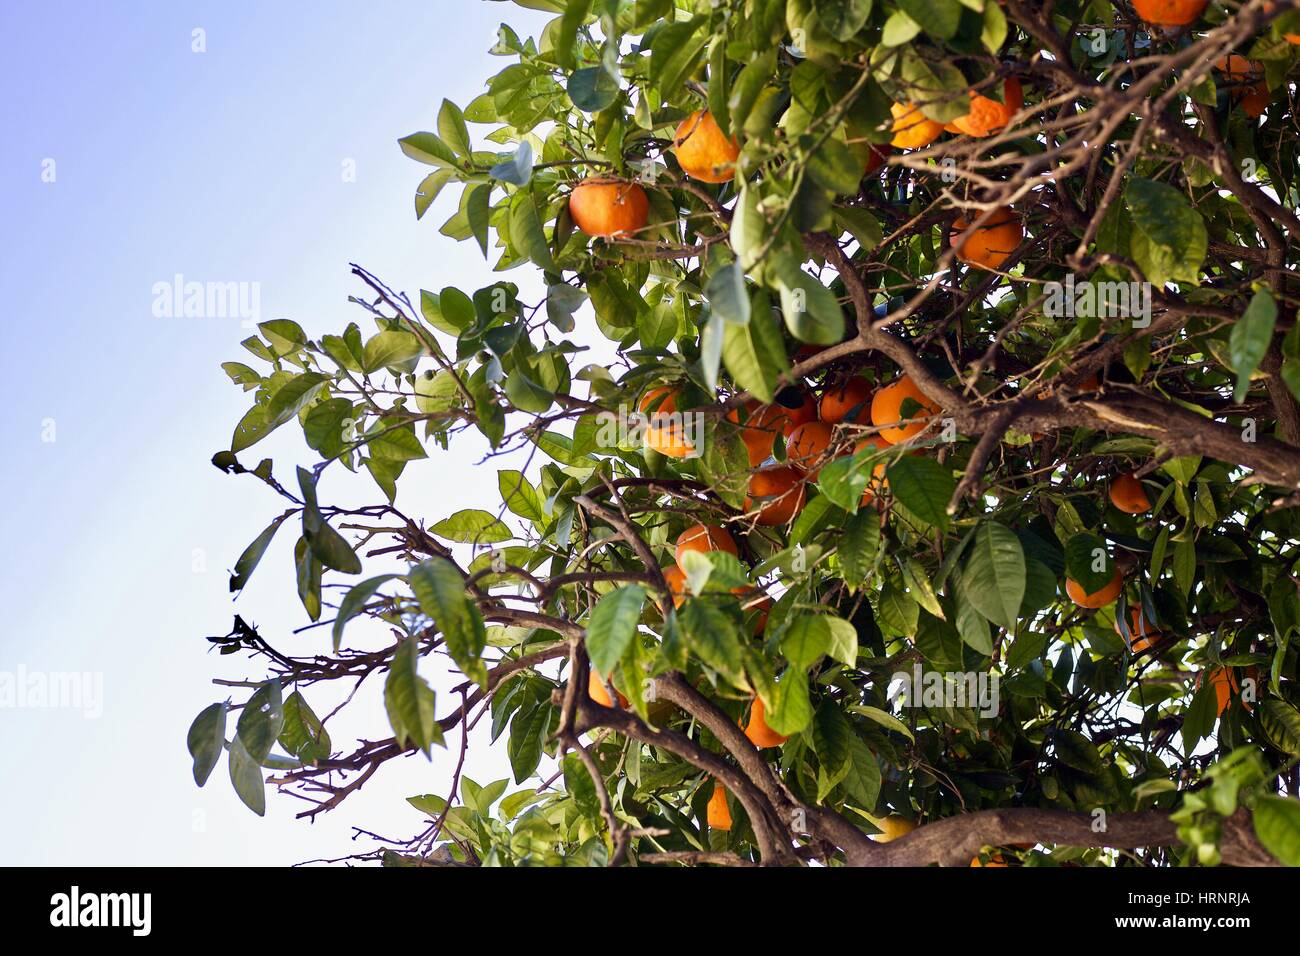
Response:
[813,0,873,41]
[1051,728,1104,775]
[806,138,863,196]
[900,0,961,39]
[229,514,290,594]
[304,398,355,459]
[1253,796,1300,866]
[835,207,882,252]
[498,470,545,523]
[781,615,832,670]
[236,681,284,761]
[332,574,400,652]
[563,754,603,822]
[838,510,880,589]
[259,319,307,354]
[232,374,330,452]
[881,10,922,46]
[813,701,853,799]
[415,168,454,219]
[186,702,227,787]
[840,733,882,806]
[851,704,915,742]
[816,455,870,513]
[586,585,646,678]
[824,615,859,666]
[385,637,443,755]
[279,691,332,763]
[1229,290,1278,403]
[265,372,329,424]
[430,509,514,543]
[650,17,707,98]
[366,424,426,468]
[508,702,551,783]
[1124,178,1207,288]
[409,557,488,687]
[399,131,459,167]
[228,734,266,816]
[721,301,785,404]
[886,457,955,532]
[510,190,557,272]
[1182,678,1219,751]
[981,0,1008,52]
[568,65,619,112]
[1260,698,1300,755]
[438,99,472,157]
[678,600,747,688]
[432,286,477,333]
[768,670,813,736]
[731,188,766,271]
[306,520,363,575]
[362,331,423,373]
[680,548,751,595]
[1064,531,1113,594]
[775,262,845,345]
[706,262,751,326]
[961,522,1026,632]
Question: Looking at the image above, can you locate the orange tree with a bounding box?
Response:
[192,0,1300,866]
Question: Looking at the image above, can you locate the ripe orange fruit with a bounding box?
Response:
[673,110,740,183]
[743,696,788,748]
[856,436,890,505]
[786,421,835,479]
[1200,666,1240,717]
[745,466,806,526]
[644,422,694,458]
[870,375,942,444]
[1109,473,1152,514]
[1133,0,1207,27]
[780,390,819,435]
[950,207,1023,271]
[949,78,1023,137]
[970,852,1008,867]
[819,377,874,424]
[1214,56,1269,117]
[640,386,691,456]
[1065,567,1123,609]
[706,780,733,831]
[638,386,678,415]
[1116,608,1159,653]
[872,815,917,843]
[588,668,629,709]
[674,523,739,573]
[727,401,789,468]
[890,102,943,150]
[663,565,689,608]
[569,179,649,239]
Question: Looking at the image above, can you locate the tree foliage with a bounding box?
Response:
[194,0,1300,867]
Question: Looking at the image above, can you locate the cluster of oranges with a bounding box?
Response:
[569,109,739,239]
[586,514,787,771]
[732,374,943,527]
[1065,468,1254,719]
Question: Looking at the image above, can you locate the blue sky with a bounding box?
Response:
[0,0,559,864]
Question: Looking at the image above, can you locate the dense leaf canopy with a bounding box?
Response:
[195,0,1300,867]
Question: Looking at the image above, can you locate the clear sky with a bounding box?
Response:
[0,0,560,864]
